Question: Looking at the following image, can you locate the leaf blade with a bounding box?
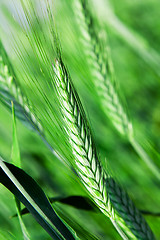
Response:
[0,157,75,240]
[11,101,21,167]
[11,101,31,240]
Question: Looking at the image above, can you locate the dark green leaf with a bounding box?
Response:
[50,196,97,211]
[0,159,75,240]
[13,195,98,217]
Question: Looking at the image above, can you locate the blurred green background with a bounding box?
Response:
[0,0,160,239]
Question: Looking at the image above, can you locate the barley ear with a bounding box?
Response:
[73,0,133,138]
[107,177,155,240]
[52,57,155,239]
[0,40,62,162]
[0,41,43,134]
[73,0,160,180]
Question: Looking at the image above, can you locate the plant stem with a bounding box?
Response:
[130,137,160,180]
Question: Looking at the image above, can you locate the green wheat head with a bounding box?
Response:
[53,57,109,215]
[74,0,133,138]
[0,42,63,162]
[107,177,155,239]
[0,46,43,134]
[52,56,155,239]
[74,0,160,180]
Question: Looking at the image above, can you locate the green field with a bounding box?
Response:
[0,0,160,239]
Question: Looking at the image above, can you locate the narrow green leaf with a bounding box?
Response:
[0,157,75,240]
[11,101,31,240]
[13,196,99,239]
[54,205,99,240]
[11,101,21,167]
[15,198,31,240]
[13,195,98,217]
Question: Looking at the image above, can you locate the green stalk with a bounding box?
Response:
[130,138,160,180]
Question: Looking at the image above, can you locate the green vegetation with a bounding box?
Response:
[0,0,160,239]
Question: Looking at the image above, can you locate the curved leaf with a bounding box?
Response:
[13,195,98,217]
[0,157,75,240]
